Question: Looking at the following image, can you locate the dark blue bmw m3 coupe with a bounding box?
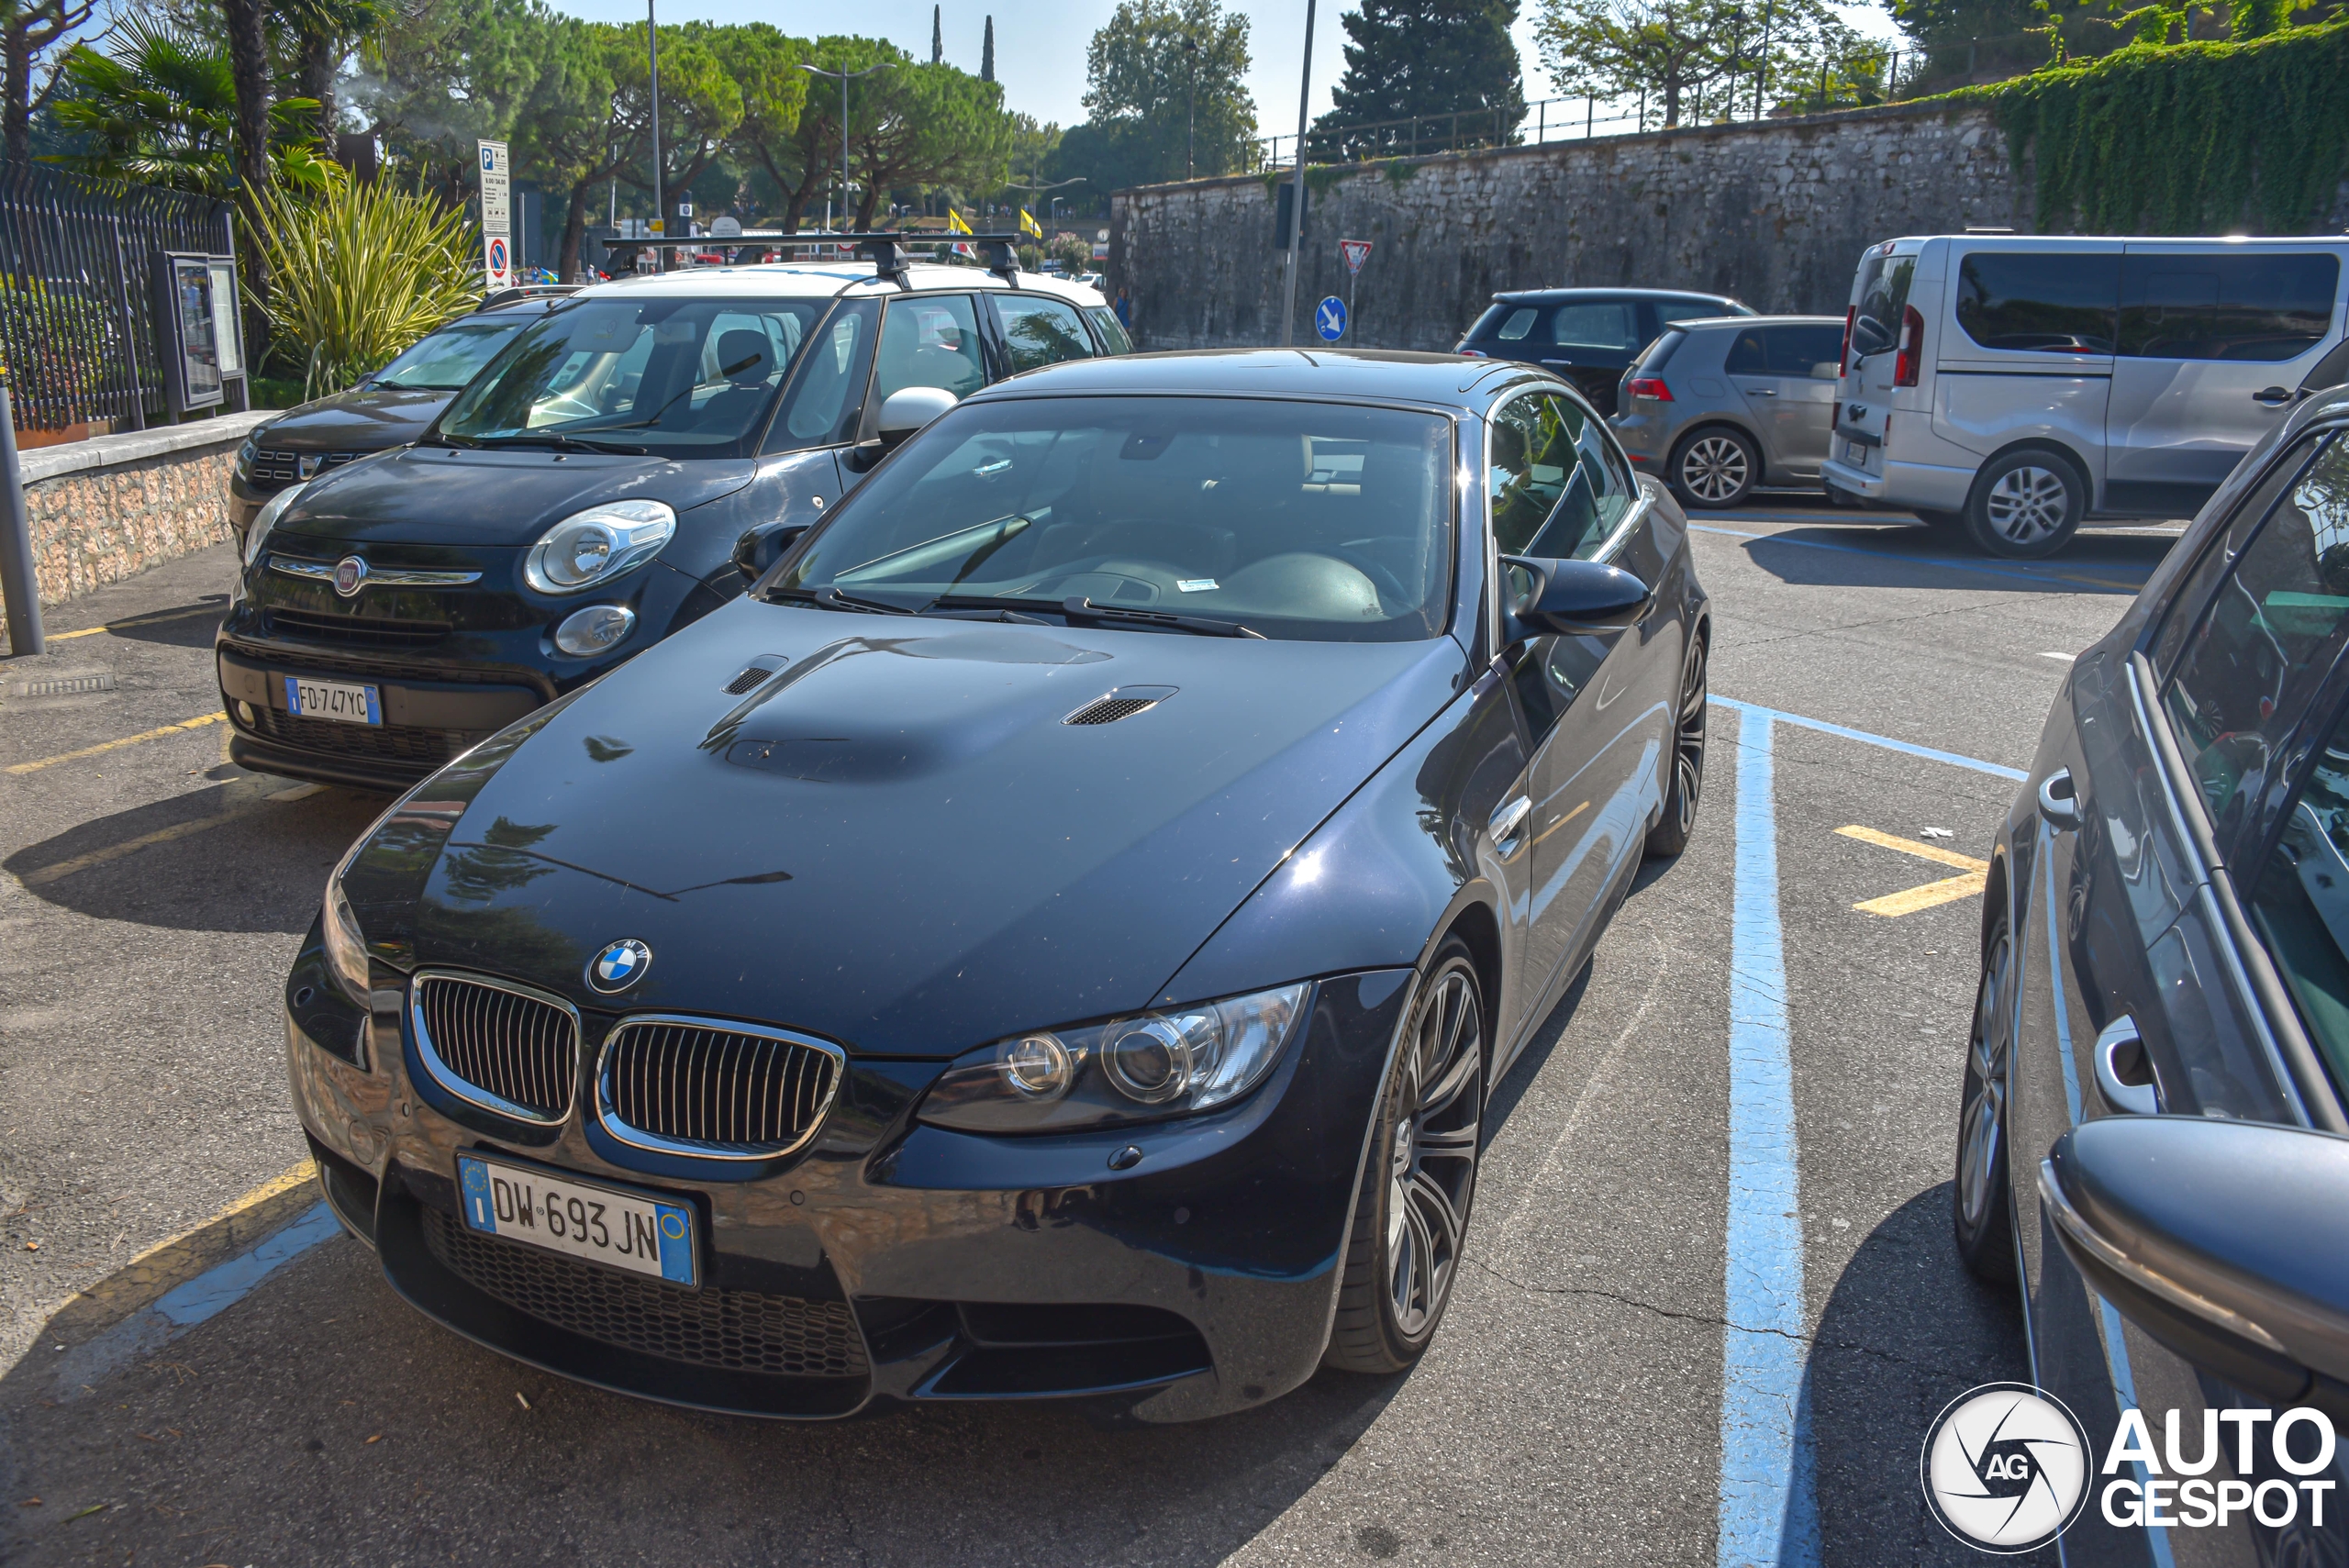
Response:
[284,349,1710,1421]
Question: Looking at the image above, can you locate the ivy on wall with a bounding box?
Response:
[1962,19,2349,233]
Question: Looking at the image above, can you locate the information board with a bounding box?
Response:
[478,139,511,289]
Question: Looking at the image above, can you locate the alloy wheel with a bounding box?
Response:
[1671,637,1708,838]
[1386,965,1483,1338]
[1982,465,2071,545]
[1679,435,1751,504]
[1956,929,2012,1231]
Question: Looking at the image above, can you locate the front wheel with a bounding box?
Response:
[1670,428,1760,509]
[1954,915,2018,1282]
[1325,939,1486,1374]
[1644,628,1707,858]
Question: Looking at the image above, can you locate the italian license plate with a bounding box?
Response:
[284,674,381,725]
[456,1153,696,1285]
[1846,440,1867,464]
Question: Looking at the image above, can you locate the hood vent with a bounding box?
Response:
[724,654,789,695]
[1063,685,1177,726]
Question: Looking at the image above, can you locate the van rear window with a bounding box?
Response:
[1955,251,2120,354]
[1854,254,1915,354]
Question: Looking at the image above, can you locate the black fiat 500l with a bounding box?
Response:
[285,350,1710,1420]
[1964,384,2349,1555]
[218,263,1121,790]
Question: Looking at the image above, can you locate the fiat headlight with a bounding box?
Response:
[244,480,307,569]
[523,499,675,595]
[918,983,1309,1134]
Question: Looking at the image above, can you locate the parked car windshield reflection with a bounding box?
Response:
[372,317,532,391]
[774,396,1456,642]
[438,298,827,456]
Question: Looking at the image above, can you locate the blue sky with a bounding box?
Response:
[546,2,1903,138]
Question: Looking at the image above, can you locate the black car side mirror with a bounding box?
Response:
[2041,1115,2349,1423]
[1499,554,1652,639]
[733,519,811,584]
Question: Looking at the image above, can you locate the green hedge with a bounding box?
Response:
[1960,19,2349,233]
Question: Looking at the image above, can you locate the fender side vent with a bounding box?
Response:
[725,654,789,695]
[1063,685,1177,726]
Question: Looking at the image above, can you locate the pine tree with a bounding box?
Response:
[931,5,942,63]
[981,15,995,81]
[1316,0,1525,157]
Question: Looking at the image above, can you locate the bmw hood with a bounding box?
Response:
[253,386,452,451]
[267,446,757,549]
[366,602,1464,1055]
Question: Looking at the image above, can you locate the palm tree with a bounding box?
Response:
[47,17,327,196]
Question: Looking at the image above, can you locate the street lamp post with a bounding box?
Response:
[647,0,662,269]
[1277,0,1317,348]
[801,61,892,237]
[1184,36,1199,181]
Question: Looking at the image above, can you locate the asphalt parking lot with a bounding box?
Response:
[0,507,2185,1566]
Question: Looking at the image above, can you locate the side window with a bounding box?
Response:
[1495,306,1543,342]
[1550,301,1641,352]
[771,302,874,450]
[1766,323,1847,377]
[2249,694,2349,1094]
[1724,329,1769,375]
[2120,252,2341,363]
[873,295,986,411]
[1955,251,2121,354]
[1082,305,1132,356]
[2150,435,2332,676]
[1488,394,1634,560]
[2163,433,2349,845]
[995,295,1095,375]
[1657,300,1726,329]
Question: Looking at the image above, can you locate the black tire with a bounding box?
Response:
[1325,939,1486,1374]
[1954,914,2019,1283]
[1644,628,1707,859]
[1669,427,1761,509]
[1912,507,1965,533]
[1963,450,2086,559]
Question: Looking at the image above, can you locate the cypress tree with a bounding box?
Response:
[982,15,996,81]
[1318,0,1526,152]
[932,5,942,63]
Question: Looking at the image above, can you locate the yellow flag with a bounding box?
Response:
[947,209,973,234]
[1019,207,1042,239]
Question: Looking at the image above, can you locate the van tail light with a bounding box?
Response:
[1840,306,1855,375]
[1625,377,1673,402]
[1894,304,1924,387]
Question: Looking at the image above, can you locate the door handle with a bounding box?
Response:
[2037,767,2082,832]
[2253,385,2294,406]
[1489,795,1532,860]
[2092,1015,2161,1115]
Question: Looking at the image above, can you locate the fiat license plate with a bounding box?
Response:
[456,1154,696,1284]
[284,674,381,725]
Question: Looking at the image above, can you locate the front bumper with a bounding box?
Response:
[218,644,545,789]
[286,936,1414,1422]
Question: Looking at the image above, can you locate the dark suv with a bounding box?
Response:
[1455,288,1753,415]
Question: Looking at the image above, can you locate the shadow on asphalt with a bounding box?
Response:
[1806,1184,2045,1567]
[3,780,384,933]
[1715,524,2177,597]
[72,596,230,649]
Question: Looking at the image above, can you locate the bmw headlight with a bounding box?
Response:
[244,480,307,569]
[322,874,372,1006]
[523,499,676,595]
[918,983,1309,1134]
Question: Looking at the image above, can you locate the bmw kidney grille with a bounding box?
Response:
[410,973,582,1123]
[597,1018,844,1159]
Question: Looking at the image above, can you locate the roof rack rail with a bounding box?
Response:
[602,230,1035,290]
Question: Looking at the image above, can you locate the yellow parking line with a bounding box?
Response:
[43,1160,317,1343]
[48,604,226,641]
[1834,824,1988,873]
[5,711,225,775]
[1855,871,1987,917]
[16,783,317,887]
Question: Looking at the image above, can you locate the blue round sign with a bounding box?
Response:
[1315,295,1347,342]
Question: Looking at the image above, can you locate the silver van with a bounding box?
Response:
[1821,234,2349,556]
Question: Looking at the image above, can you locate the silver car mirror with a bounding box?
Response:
[877,386,959,451]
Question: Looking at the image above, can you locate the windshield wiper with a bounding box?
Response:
[1061,597,1265,639]
[464,432,649,457]
[771,584,922,617]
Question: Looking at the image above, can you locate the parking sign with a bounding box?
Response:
[478,139,511,289]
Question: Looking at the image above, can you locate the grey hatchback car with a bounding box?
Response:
[1611,316,1847,508]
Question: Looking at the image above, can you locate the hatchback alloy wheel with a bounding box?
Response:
[1326,941,1486,1372]
[1954,918,2017,1281]
[1676,432,1754,506]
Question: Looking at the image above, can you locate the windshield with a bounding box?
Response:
[438,297,826,456]
[776,395,1455,642]
[373,317,529,391]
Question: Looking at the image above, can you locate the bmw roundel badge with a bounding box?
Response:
[588,939,651,993]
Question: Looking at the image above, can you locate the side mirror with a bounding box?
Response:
[733,519,811,584]
[1849,315,1894,357]
[876,385,958,451]
[1499,554,1651,639]
[2041,1115,2349,1422]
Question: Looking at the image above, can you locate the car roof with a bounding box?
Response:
[961,347,1539,409]
[1490,287,1741,304]
[568,261,1107,308]
[1672,314,1843,329]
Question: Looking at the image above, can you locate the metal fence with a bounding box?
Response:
[0,160,234,434]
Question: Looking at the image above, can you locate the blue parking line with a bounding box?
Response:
[1710,696,2028,783]
[1719,707,1821,1567]
[1688,521,2144,594]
